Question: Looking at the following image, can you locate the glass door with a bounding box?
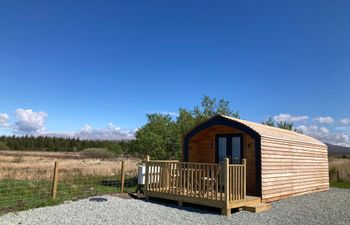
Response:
[216,134,243,164]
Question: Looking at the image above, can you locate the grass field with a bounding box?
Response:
[329,156,350,181]
[0,175,137,214]
[328,156,350,189]
[0,150,140,214]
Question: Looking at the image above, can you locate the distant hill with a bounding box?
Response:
[326,143,350,156]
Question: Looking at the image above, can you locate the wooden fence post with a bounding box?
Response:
[120,161,125,193]
[337,170,340,182]
[222,158,230,216]
[51,161,59,200]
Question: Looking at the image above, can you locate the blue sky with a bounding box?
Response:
[0,1,349,145]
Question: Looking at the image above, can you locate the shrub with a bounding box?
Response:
[80,148,116,159]
[0,141,10,150]
[108,144,123,156]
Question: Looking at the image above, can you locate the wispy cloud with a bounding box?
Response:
[273,114,309,123]
[0,113,10,128]
[146,111,179,117]
[340,118,350,125]
[314,116,334,124]
[297,125,349,147]
[271,113,350,147]
[44,123,136,140]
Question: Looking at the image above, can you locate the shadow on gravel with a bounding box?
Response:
[141,197,234,216]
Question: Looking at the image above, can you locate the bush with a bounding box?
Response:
[0,141,10,150]
[80,148,116,159]
[108,144,123,156]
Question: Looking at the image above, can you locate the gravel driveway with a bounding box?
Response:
[0,188,349,225]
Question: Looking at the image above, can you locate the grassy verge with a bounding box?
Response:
[0,176,137,214]
[330,181,350,189]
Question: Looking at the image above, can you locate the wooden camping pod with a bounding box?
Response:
[182,115,329,202]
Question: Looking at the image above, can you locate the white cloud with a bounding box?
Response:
[273,114,309,123]
[314,116,334,124]
[14,108,48,134]
[0,113,10,127]
[340,118,350,125]
[45,123,135,140]
[297,125,350,147]
[1,108,135,140]
[75,123,135,140]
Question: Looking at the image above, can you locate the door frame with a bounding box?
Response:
[215,133,244,164]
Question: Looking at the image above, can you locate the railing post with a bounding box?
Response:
[221,158,230,216]
[145,155,150,199]
[242,158,246,199]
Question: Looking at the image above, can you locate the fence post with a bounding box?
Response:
[120,161,125,193]
[51,161,59,200]
[337,170,340,182]
[242,158,246,199]
[222,158,230,216]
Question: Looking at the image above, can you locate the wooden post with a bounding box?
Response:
[51,161,59,200]
[221,158,230,216]
[145,156,150,200]
[120,161,125,193]
[337,170,340,182]
[242,158,246,199]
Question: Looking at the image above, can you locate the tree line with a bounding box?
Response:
[0,135,130,155]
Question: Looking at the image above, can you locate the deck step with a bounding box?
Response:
[243,203,272,213]
[244,196,262,205]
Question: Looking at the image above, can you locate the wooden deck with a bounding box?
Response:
[144,158,267,216]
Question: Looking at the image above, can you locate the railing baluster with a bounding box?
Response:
[180,164,183,195]
[238,166,241,199]
[198,165,202,198]
[230,166,232,201]
[175,163,178,194]
[207,165,209,199]
[210,165,215,200]
[218,165,221,201]
[187,164,189,196]
[215,165,218,200]
[235,166,239,200]
[191,165,194,197]
[149,164,152,191]
[145,163,149,191]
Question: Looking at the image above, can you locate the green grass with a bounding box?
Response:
[0,176,137,214]
[330,181,350,189]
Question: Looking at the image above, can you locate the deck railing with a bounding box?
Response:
[144,158,246,203]
[228,163,246,201]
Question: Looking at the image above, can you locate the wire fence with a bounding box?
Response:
[0,160,138,214]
